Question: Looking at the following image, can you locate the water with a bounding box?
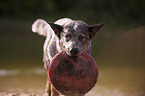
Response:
[0,67,46,94]
[0,27,145,96]
[0,66,144,96]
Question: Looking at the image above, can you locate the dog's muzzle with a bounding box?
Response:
[69,48,80,56]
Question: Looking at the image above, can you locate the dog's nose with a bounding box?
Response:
[70,48,79,55]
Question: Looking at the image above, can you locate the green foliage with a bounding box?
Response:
[0,0,145,25]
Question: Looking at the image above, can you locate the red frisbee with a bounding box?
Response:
[48,50,98,95]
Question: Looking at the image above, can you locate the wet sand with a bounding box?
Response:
[0,92,42,96]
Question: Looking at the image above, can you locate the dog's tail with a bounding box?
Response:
[32,19,52,36]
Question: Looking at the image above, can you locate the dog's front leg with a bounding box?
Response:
[46,76,51,96]
[51,84,59,96]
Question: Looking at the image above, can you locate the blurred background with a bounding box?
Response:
[0,0,145,96]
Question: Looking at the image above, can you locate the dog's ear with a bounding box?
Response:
[48,22,63,38]
[88,23,104,39]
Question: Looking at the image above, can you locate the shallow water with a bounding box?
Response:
[0,66,144,96]
[0,27,145,96]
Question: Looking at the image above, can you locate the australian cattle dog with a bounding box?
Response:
[32,18,103,96]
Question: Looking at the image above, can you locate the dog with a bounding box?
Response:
[32,18,103,96]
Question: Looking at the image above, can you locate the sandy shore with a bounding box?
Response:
[0,92,41,96]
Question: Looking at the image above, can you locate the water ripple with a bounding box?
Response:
[0,68,46,76]
[0,69,19,76]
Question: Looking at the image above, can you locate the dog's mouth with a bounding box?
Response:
[66,52,80,57]
[67,48,81,57]
[68,52,80,57]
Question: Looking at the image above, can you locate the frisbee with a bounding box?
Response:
[48,50,98,95]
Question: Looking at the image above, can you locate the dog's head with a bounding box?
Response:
[49,20,103,56]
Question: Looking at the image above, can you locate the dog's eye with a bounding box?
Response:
[78,35,85,41]
[65,34,71,42]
